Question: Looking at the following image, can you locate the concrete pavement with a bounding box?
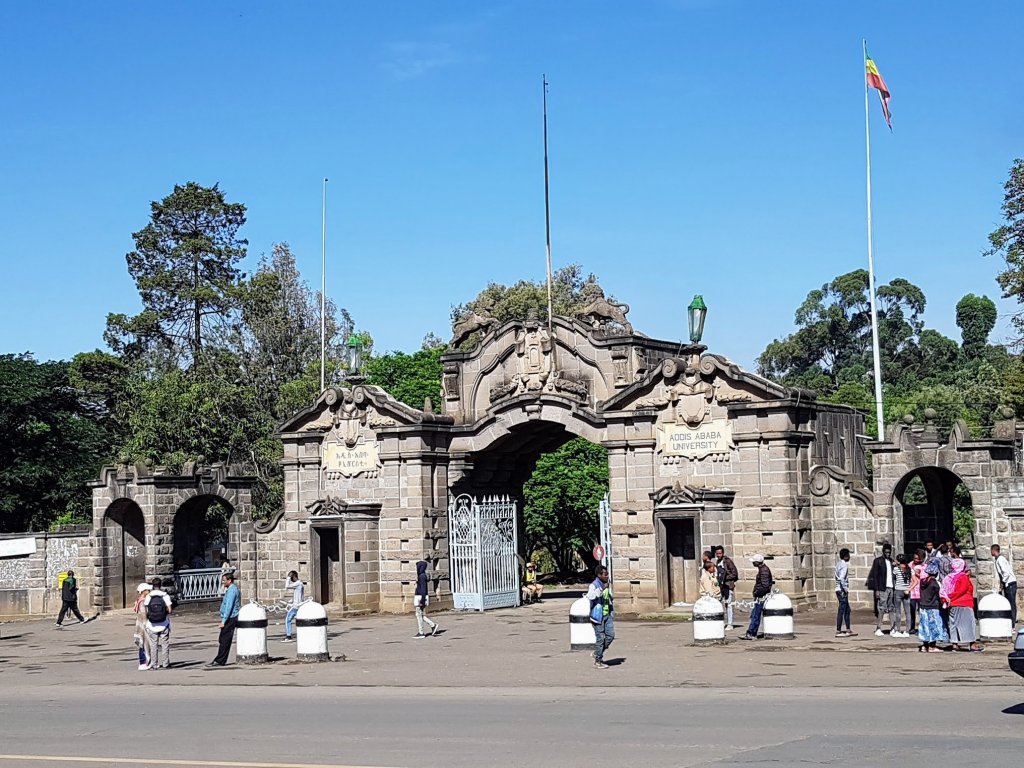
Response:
[2,594,1022,767]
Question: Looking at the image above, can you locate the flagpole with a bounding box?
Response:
[542,75,554,338]
[320,177,328,393]
[863,40,885,440]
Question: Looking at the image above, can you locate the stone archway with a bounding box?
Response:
[893,467,974,555]
[90,462,257,612]
[100,499,146,610]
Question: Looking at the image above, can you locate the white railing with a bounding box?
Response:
[173,568,223,601]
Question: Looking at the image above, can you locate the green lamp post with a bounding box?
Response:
[687,295,708,344]
[346,334,364,375]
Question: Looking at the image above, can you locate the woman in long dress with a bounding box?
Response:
[944,558,983,652]
[916,561,947,653]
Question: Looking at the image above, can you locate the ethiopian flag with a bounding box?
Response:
[865,54,892,130]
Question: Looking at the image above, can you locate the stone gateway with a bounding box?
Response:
[28,312,1016,622]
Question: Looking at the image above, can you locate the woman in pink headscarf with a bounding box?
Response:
[942,557,983,652]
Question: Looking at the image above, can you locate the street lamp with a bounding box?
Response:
[346,333,364,375]
[687,295,708,344]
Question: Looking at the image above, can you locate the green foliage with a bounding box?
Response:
[364,343,445,412]
[757,270,928,393]
[452,264,607,326]
[953,484,975,549]
[105,182,248,365]
[0,354,113,532]
[523,438,609,574]
[988,158,1024,341]
[955,294,997,359]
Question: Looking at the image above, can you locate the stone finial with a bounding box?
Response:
[902,414,915,425]
[994,406,1017,440]
[423,396,433,413]
[923,408,937,422]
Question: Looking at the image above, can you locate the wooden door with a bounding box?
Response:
[666,518,698,605]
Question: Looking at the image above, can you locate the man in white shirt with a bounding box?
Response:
[143,577,173,669]
[992,544,1018,625]
[283,570,304,642]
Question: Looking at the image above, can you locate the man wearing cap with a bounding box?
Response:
[740,554,773,641]
[522,562,543,603]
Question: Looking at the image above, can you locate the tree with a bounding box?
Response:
[757,270,927,393]
[106,182,248,365]
[0,354,113,532]
[364,342,445,412]
[955,293,997,359]
[452,264,607,327]
[233,243,354,421]
[522,438,609,574]
[987,158,1024,341]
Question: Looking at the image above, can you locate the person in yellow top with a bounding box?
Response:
[522,562,544,603]
[699,559,722,599]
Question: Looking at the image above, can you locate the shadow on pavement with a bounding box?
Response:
[1001,703,1024,715]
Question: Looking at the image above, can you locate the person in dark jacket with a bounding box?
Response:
[714,546,740,630]
[55,569,86,627]
[740,555,773,640]
[413,560,439,638]
[866,543,895,637]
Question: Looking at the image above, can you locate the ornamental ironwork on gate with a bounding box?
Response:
[448,493,520,611]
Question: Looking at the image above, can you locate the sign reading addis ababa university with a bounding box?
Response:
[323,439,379,477]
[657,419,734,459]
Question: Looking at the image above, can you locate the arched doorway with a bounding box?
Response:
[101,499,146,609]
[172,495,238,602]
[449,417,609,608]
[895,467,975,555]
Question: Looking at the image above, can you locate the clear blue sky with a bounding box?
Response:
[2,1,1021,370]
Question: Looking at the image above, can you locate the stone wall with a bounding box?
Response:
[0,528,96,618]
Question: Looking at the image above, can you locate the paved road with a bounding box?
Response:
[1,685,1023,767]
[3,597,1022,766]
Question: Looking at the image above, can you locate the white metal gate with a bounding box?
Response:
[598,492,612,582]
[449,493,520,611]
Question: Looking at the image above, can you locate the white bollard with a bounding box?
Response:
[978,593,1014,641]
[295,601,330,662]
[762,592,794,639]
[236,602,268,664]
[569,596,596,652]
[692,595,725,645]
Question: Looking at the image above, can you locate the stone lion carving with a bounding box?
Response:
[450,310,498,349]
[576,294,633,335]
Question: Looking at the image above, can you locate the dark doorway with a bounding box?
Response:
[664,517,698,605]
[313,526,343,606]
[102,500,146,609]
[172,496,233,569]
[896,467,974,555]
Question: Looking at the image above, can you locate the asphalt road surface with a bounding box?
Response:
[2,684,1023,768]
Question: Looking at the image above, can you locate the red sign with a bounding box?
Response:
[592,544,605,562]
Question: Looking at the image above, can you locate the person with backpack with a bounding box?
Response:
[714,546,739,630]
[55,569,86,627]
[587,565,614,669]
[143,577,173,669]
[740,554,773,641]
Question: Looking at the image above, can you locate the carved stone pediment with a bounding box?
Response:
[277,384,454,434]
[306,496,382,518]
[650,482,736,507]
[604,351,793,415]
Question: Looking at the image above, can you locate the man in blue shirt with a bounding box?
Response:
[208,572,241,667]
